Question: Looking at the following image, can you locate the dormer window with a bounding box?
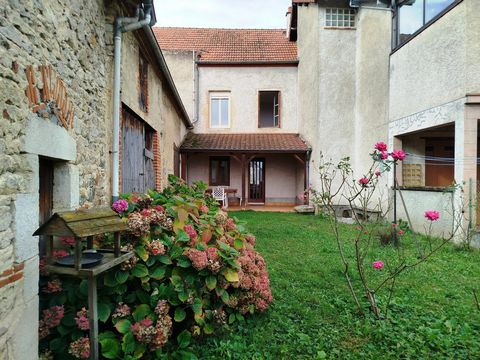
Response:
[325,8,355,28]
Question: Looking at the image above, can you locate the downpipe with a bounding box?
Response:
[112,3,153,202]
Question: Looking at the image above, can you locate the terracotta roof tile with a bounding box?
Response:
[180,133,310,152]
[154,27,297,63]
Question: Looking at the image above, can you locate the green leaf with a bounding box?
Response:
[150,265,166,280]
[205,276,217,290]
[146,256,156,267]
[131,264,149,278]
[176,230,190,242]
[233,238,244,250]
[115,270,129,284]
[133,344,147,359]
[178,291,189,302]
[56,324,70,336]
[114,319,132,334]
[223,268,239,282]
[204,323,215,335]
[177,256,191,268]
[104,272,118,287]
[122,332,135,355]
[158,255,173,265]
[236,313,244,322]
[177,208,188,222]
[49,337,65,352]
[98,302,111,322]
[192,300,202,315]
[99,337,121,359]
[135,245,149,262]
[221,290,230,304]
[174,307,187,322]
[61,313,76,327]
[228,313,236,324]
[132,304,151,322]
[79,280,88,296]
[177,330,192,349]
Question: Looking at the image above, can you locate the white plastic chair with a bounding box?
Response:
[212,187,228,208]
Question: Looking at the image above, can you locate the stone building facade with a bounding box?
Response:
[0,0,191,358]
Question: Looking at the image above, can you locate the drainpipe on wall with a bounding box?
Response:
[306,150,311,204]
[193,50,200,124]
[112,2,153,202]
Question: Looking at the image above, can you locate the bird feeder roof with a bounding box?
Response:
[33,208,128,238]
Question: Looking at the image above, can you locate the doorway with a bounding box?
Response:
[248,158,265,203]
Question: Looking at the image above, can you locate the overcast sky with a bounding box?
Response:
[153,0,292,28]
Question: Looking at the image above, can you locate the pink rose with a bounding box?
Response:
[397,229,405,236]
[391,149,406,161]
[373,261,384,269]
[375,170,381,177]
[374,142,388,152]
[358,177,369,186]
[380,151,389,160]
[424,210,440,221]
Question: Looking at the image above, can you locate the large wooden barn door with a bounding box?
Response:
[248,158,265,203]
[122,107,155,193]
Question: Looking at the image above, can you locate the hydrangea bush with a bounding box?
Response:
[38,176,272,359]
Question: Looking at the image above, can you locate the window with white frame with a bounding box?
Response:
[325,8,355,28]
[210,92,230,128]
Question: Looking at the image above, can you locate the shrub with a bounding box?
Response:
[38,176,272,359]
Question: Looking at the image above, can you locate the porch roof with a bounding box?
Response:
[180,133,310,153]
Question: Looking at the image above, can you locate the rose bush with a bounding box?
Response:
[38,176,272,359]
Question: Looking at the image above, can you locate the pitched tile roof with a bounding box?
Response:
[180,133,310,153]
[154,27,298,64]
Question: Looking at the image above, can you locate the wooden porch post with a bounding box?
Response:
[180,152,187,181]
[305,151,311,205]
[241,154,246,207]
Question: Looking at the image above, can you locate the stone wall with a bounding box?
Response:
[0,0,113,357]
[0,0,189,358]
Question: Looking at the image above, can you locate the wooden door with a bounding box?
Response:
[425,139,454,187]
[122,107,156,193]
[248,158,265,203]
[39,157,54,256]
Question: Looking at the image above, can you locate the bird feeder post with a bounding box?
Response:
[74,237,83,272]
[88,274,99,360]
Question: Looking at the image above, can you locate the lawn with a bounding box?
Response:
[194,211,480,359]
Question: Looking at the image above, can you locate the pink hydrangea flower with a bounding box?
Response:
[424,210,440,221]
[60,236,75,247]
[149,240,166,256]
[75,308,89,331]
[199,205,209,214]
[374,142,388,152]
[358,177,369,186]
[68,336,90,359]
[391,149,406,161]
[185,248,208,270]
[112,198,129,213]
[184,225,197,239]
[53,249,69,259]
[43,279,62,294]
[373,261,384,269]
[42,305,65,329]
[155,205,165,212]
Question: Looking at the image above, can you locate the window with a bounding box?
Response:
[139,53,148,112]
[325,8,355,28]
[258,91,280,128]
[394,0,456,47]
[209,157,230,186]
[210,92,230,128]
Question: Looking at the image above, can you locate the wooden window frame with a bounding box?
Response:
[209,156,230,186]
[209,92,231,129]
[258,90,281,128]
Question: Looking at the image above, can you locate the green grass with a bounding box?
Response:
[193,212,480,359]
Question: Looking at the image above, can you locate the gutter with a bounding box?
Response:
[197,60,299,66]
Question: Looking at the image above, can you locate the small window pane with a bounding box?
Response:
[211,99,220,126]
[325,8,355,28]
[220,99,229,127]
[425,0,455,22]
[398,0,424,44]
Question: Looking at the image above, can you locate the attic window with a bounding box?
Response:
[139,53,149,113]
[325,8,355,28]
